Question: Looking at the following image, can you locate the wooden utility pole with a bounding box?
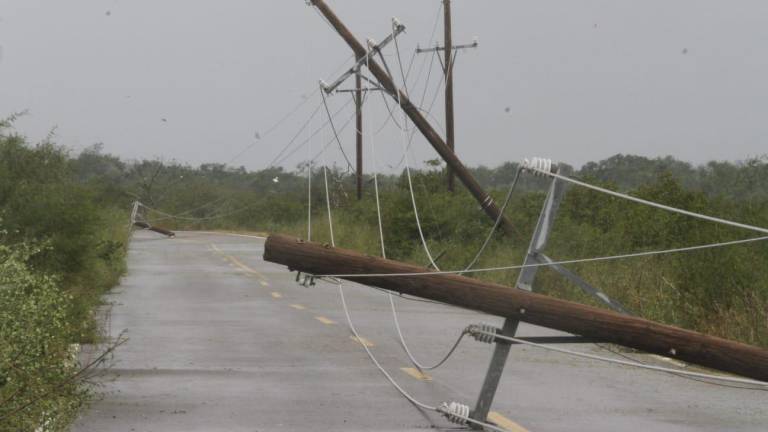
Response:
[417,1,477,192]
[443,0,455,192]
[308,0,513,233]
[355,69,363,200]
[133,221,175,238]
[264,234,768,382]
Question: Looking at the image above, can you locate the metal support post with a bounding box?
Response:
[470,170,566,427]
[471,167,632,428]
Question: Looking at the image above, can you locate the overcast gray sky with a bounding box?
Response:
[1,0,767,172]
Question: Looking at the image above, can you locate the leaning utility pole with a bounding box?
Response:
[308,0,513,233]
[264,234,768,382]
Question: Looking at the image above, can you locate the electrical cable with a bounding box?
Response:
[460,168,523,274]
[525,162,768,236]
[308,112,357,164]
[311,74,509,430]
[317,151,508,432]
[320,85,355,172]
[479,330,768,389]
[267,100,325,167]
[228,93,320,165]
[271,96,355,167]
[371,3,442,136]
[315,235,768,278]
[365,50,465,372]
[141,197,231,222]
[139,202,254,222]
[391,22,441,271]
[593,343,768,391]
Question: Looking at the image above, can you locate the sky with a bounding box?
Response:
[1,0,767,172]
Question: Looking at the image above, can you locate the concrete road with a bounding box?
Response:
[73,231,767,432]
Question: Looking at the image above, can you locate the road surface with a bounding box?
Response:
[73,231,767,431]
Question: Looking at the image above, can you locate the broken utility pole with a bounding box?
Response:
[133,221,176,238]
[416,0,479,192]
[309,0,514,233]
[263,234,768,382]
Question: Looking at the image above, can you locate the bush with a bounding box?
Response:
[0,240,85,432]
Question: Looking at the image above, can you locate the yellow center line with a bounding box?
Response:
[289,304,306,310]
[259,280,270,287]
[400,367,432,381]
[315,316,336,325]
[271,292,282,299]
[350,335,375,347]
[487,412,530,432]
[227,255,266,277]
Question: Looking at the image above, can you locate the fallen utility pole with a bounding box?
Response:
[264,234,768,382]
[308,0,515,233]
[133,221,175,238]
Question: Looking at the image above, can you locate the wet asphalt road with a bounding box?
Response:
[72,231,767,431]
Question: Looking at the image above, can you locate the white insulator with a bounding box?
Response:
[392,17,401,28]
[319,80,329,90]
[439,401,470,425]
[522,157,554,176]
[466,323,499,344]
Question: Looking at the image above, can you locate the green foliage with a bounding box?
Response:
[0,240,85,432]
[0,118,129,429]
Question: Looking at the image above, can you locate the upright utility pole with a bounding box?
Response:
[355,68,363,200]
[417,1,477,192]
[443,0,455,192]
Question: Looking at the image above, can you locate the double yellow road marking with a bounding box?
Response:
[210,244,270,286]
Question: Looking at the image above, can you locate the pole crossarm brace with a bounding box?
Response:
[320,22,406,95]
[308,0,515,233]
[263,234,768,382]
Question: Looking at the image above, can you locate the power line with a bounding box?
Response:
[315,235,768,278]
[272,96,355,167]
[482,330,768,389]
[320,86,355,172]
[312,125,508,431]
[525,160,768,235]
